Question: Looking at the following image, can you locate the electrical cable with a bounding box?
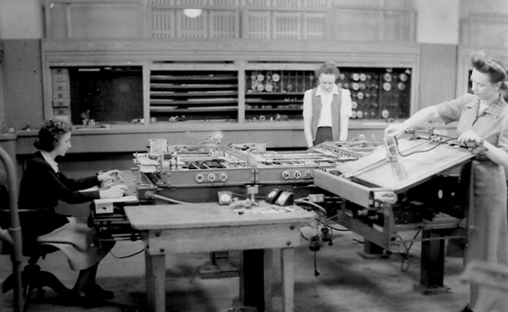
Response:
[110,248,145,259]
[314,249,320,276]
[152,194,192,205]
[323,227,333,246]
[352,235,364,245]
[408,129,458,142]
[395,136,457,158]
[294,199,328,216]
[301,232,310,241]
[397,229,421,272]
[313,218,349,232]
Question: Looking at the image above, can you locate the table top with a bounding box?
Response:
[124,201,315,230]
[336,138,474,191]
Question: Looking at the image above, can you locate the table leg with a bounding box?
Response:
[240,250,265,308]
[280,248,294,312]
[263,249,274,312]
[420,229,445,288]
[145,252,166,312]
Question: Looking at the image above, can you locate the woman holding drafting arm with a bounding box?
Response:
[385,51,508,312]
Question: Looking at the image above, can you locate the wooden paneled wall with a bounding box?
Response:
[459,0,508,47]
[44,0,416,42]
[2,40,44,131]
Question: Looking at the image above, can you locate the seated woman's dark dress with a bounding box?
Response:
[18,151,111,270]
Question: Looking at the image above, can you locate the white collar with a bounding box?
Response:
[41,151,59,173]
[316,84,339,96]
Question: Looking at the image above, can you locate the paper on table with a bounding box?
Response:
[137,157,158,166]
[94,196,138,204]
[149,139,167,156]
[80,186,99,192]
[137,157,158,173]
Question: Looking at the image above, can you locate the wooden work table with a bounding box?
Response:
[124,202,314,312]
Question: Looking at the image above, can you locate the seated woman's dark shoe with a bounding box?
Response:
[70,285,114,307]
[461,304,474,312]
[89,284,114,300]
[69,292,102,308]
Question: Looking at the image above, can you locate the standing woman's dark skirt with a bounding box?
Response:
[313,126,333,146]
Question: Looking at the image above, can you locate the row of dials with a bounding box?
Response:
[246,69,411,92]
[245,68,411,120]
[247,71,315,93]
[342,69,411,120]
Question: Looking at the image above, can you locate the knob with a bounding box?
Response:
[207,173,216,182]
[195,173,204,183]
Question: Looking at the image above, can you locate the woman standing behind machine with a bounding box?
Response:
[18,118,127,305]
[303,62,353,148]
[385,51,508,312]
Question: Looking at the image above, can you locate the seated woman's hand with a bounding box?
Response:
[98,170,122,183]
[99,184,127,199]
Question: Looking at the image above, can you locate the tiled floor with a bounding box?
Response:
[0,226,470,312]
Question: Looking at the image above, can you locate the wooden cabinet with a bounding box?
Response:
[45,61,414,125]
[41,37,420,133]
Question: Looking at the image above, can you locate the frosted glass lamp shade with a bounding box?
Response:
[183,9,202,18]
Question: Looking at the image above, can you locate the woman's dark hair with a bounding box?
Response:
[34,119,72,152]
[471,51,508,95]
[315,62,340,79]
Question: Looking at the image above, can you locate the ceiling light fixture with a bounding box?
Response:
[183,9,202,18]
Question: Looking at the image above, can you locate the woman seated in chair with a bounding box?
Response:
[18,118,127,304]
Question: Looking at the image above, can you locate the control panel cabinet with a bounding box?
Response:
[245,66,412,122]
[47,63,413,125]
[245,70,311,122]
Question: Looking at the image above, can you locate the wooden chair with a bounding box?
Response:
[0,157,72,311]
[1,211,73,311]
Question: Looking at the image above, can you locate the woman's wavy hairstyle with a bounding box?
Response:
[34,119,72,152]
[471,51,508,96]
[314,62,340,80]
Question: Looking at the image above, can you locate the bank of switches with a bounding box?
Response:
[91,136,382,241]
[132,137,379,187]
